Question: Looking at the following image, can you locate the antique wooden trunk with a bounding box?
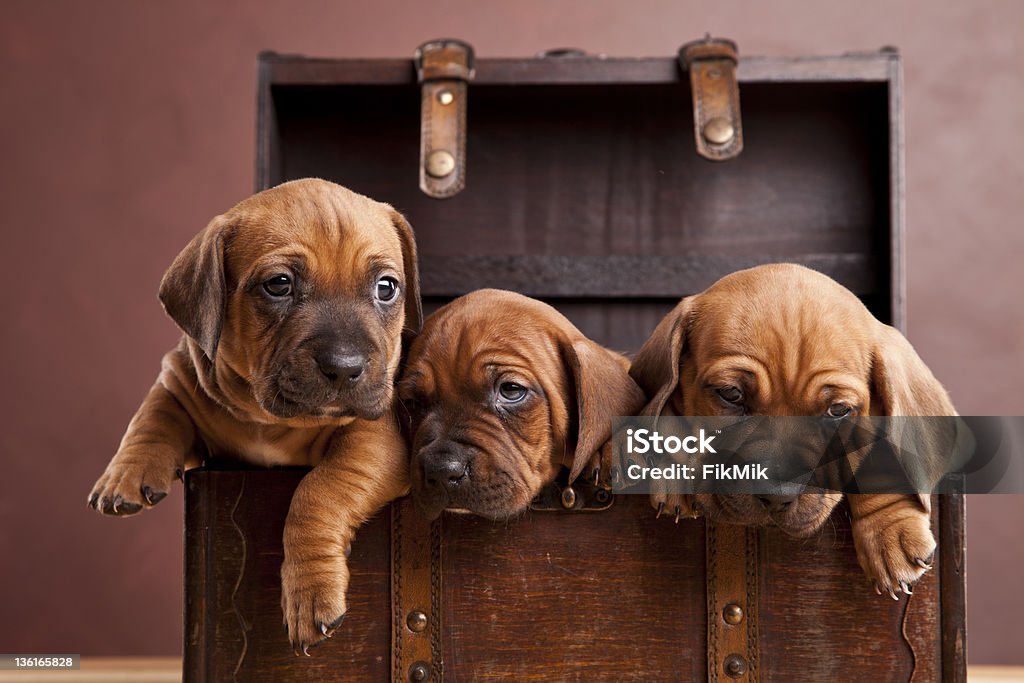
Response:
[184,41,966,682]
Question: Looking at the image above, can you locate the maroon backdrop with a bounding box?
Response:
[1,0,1021,663]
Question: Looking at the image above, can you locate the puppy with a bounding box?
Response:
[399,289,645,519]
[87,178,420,652]
[630,263,954,597]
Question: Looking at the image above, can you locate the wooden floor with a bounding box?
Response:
[0,659,1019,681]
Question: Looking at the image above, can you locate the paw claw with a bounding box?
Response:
[901,582,913,595]
[673,505,681,524]
[655,502,665,519]
[87,493,99,509]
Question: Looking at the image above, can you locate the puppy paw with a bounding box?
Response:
[853,510,935,599]
[650,492,699,523]
[583,441,616,487]
[88,457,181,515]
[281,554,350,655]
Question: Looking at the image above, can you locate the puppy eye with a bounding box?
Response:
[827,403,853,418]
[374,276,399,303]
[716,386,743,404]
[263,274,292,297]
[497,382,528,404]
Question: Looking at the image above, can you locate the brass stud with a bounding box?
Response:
[560,486,577,509]
[724,654,747,678]
[425,150,455,178]
[407,610,428,633]
[702,117,734,145]
[723,603,743,625]
[409,662,430,682]
[437,89,454,105]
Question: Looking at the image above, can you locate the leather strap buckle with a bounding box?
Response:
[415,39,475,198]
[679,36,744,161]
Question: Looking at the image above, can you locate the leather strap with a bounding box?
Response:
[706,521,759,683]
[416,39,474,198]
[679,37,744,161]
[391,497,443,682]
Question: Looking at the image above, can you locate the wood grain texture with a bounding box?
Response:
[184,469,391,682]
[262,53,894,87]
[440,497,706,682]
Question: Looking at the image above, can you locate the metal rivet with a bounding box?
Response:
[407,610,428,633]
[723,603,743,625]
[702,117,734,145]
[409,661,430,682]
[425,150,455,178]
[724,654,747,678]
[560,486,577,509]
[437,89,454,105]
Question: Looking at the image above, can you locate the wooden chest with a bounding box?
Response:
[184,42,965,682]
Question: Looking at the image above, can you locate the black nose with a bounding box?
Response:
[756,495,795,513]
[423,452,470,492]
[315,350,368,385]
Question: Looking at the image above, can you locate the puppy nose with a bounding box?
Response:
[757,495,795,513]
[315,351,368,385]
[423,453,469,491]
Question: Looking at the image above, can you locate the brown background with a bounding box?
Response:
[1,0,1021,664]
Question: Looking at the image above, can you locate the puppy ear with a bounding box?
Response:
[390,210,422,337]
[629,296,695,417]
[870,323,957,512]
[158,215,229,359]
[871,323,954,418]
[563,339,647,483]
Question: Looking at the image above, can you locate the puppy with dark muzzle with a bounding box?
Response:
[399,290,645,520]
[87,178,420,652]
[630,264,955,598]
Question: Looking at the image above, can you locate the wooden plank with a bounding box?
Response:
[261,53,892,87]
[887,50,906,331]
[941,492,968,683]
[419,253,879,298]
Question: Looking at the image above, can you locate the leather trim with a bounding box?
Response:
[416,39,474,198]
[679,37,744,161]
[707,521,759,683]
[391,498,443,682]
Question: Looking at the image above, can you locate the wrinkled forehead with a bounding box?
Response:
[690,287,874,380]
[225,183,402,278]
[408,301,569,390]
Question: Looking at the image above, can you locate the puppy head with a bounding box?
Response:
[400,290,645,520]
[631,263,953,533]
[159,178,420,426]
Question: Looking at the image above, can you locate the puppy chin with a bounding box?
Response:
[412,479,533,522]
[258,383,391,422]
[774,495,843,537]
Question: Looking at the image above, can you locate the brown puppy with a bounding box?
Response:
[87,178,420,652]
[399,290,645,519]
[630,263,954,597]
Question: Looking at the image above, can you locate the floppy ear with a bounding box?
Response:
[563,339,647,483]
[629,296,696,417]
[870,322,957,512]
[158,215,230,359]
[390,210,422,337]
